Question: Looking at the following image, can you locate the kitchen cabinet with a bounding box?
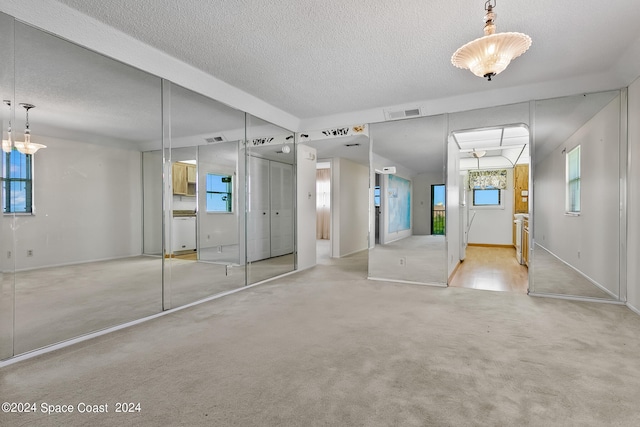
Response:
[172,216,196,252]
[522,217,529,267]
[172,162,196,196]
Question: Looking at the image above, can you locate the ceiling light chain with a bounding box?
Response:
[451,0,532,81]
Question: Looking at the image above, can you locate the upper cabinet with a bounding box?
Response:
[173,162,196,196]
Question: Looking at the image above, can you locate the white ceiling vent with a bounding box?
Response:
[384,107,423,121]
[205,135,226,144]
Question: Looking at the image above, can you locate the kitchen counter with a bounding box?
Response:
[173,210,196,217]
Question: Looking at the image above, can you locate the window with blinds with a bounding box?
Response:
[2,149,33,214]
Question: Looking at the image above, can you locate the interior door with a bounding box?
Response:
[247,156,271,262]
[270,160,294,257]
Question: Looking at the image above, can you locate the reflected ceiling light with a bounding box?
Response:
[15,103,46,155]
[451,0,531,81]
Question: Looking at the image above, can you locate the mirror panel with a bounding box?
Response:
[0,11,15,360]
[11,21,163,354]
[531,91,621,300]
[165,84,246,308]
[299,127,370,264]
[369,115,446,285]
[245,115,295,284]
[446,103,530,290]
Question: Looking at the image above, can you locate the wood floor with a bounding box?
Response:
[449,245,528,294]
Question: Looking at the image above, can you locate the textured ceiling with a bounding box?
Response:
[52,0,640,120]
[2,0,637,174]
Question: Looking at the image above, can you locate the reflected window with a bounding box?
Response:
[2,149,33,214]
[206,173,232,213]
[473,188,500,206]
[374,185,381,207]
[566,145,581,214]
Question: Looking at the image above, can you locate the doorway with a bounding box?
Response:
[316,161,331,262]
[431,184,445,235]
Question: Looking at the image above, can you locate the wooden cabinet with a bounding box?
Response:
[187,164,196,184]
[172,162,196,196]
[513,164,529,245]
[514,164,529,213]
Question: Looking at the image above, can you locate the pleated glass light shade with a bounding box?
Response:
[451,32,532,79]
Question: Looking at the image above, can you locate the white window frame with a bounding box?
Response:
[565,145,581,215]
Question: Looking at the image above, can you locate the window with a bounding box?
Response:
[374,185,381,207]
[2,149,33,214]
[566,145,580,214]
[473,188,501,206]
[206,173,232,213]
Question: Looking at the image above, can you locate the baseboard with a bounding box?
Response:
[467,243,515,248]
[627,302,640,316]
[368,276,447,287]
[448,260,462,283]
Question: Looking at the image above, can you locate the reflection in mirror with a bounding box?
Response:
[446,103,530,292]
[0,11,15,360]
[369,115,446,285]
[162,84,246,308]
[246,115,295,284]
[531,91,621,300]
[10,21,163,355]
[298,127,370,264]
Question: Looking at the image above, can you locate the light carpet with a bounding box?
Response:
[2,251,640,426]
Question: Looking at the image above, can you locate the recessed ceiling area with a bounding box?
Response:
[453,124,529,170]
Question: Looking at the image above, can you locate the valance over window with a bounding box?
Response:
[467,169,507,190]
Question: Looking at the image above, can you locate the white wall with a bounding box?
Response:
[466,169,515,245]
[142,150,162,255]
[627,77,640,312]
[535,96,621,296]
[412,171,444,235]
[13,136,143,270]
[198,144,239,249]
[332,158,369,257]
[296,144,317,270]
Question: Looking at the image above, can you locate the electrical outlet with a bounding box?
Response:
[7,251,11,259]
[27,249,33,257]
[399,257,406,267]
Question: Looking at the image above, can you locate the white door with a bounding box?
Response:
[247,157,271,262]
[270,161,294,257]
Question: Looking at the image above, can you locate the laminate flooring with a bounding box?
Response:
[449,245,528,293]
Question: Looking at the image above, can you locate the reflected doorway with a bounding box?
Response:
[431,184,446,235]
[316,161,331,263]
[447,123,530,294]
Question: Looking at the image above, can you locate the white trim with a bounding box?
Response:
[367,277,447,287]
[626,302,640,316]
[528,292,626,305]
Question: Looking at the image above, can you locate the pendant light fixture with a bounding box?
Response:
[451,0,531,81]
[15,103,46,155]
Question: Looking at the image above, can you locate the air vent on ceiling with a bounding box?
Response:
[205,135,226,144]
[384,107,423,121]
